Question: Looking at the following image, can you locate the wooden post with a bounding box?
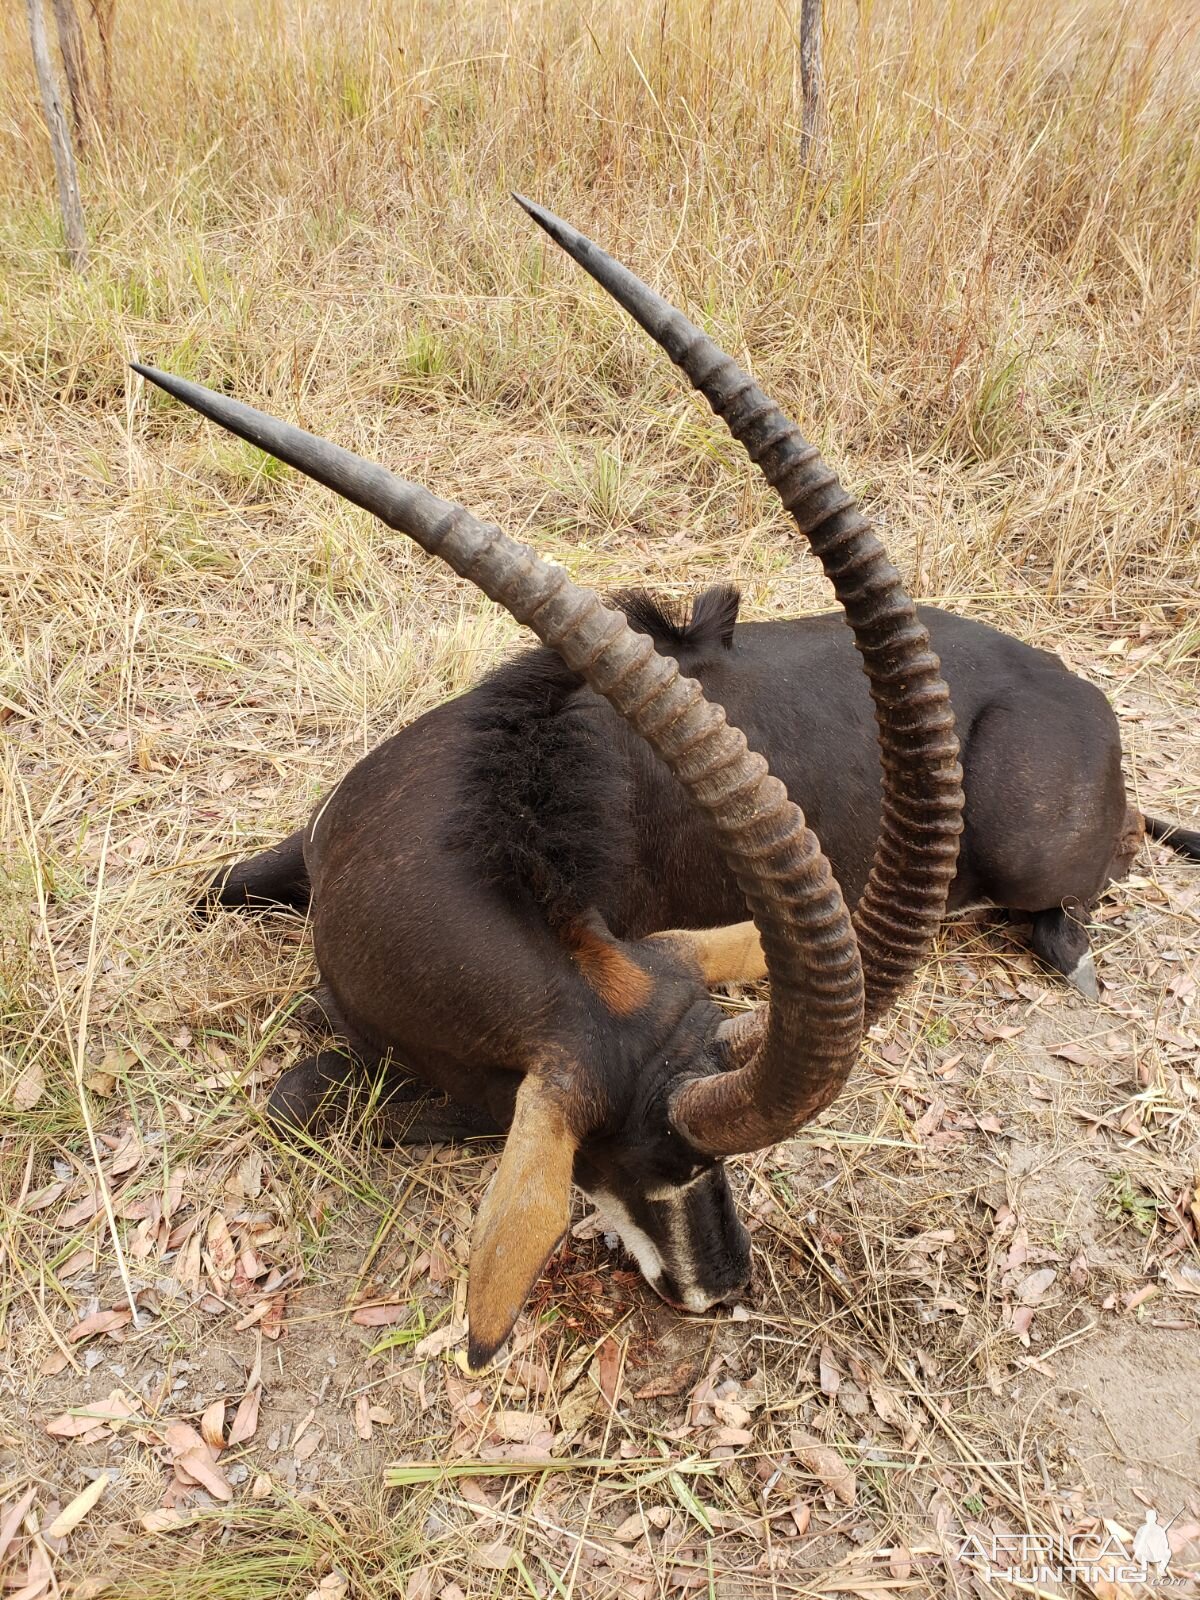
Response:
[26,0,87,269]
[51,0,95,147]
[800,0,824,168]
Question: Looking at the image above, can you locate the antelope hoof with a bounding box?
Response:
[1065,950,1099,1002]
[1031,904,1098,1001]
[266,1050,358,1139]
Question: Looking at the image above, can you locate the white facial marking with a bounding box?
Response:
[592,1179,725,1313]
[592,1191,665,1283]
[658,1178,722,1311]
[642,1169,709,1203]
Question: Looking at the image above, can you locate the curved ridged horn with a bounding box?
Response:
[130,363,864,1156]
[513,199,964,1153]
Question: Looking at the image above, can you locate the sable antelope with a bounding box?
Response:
[134,199,1196,1368]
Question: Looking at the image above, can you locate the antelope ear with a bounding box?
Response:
[466,1076,578,1372]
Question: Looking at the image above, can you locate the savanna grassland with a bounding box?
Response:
[1,0,1199,1594]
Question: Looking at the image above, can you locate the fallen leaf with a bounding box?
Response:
[1051,1041,1097,1067]
[227,1386,260,1447]
[1008,1305,1036,1340]
[405,1566,437,1600]
[45,1475,108,1538]
[0,1489,37,1567]
[868,1380,916,1444]
[474,1541,513,1571]
[162,1168,185,1223]
[175,1448,233,1501]
[6,1060,45,1111]
[205,1213,237,1285]
[175,1229,203,1294]
[27,1180,69,1212]
[140,1508,192,1534]
[596,1337,622,1408]
[108,1130,143,1176]
[790,1432,856,1505]
[889,1545,913,1581]
[260,1297,286,1340]
[913,1099,946,1139]
[818,1346,840,1397]
[165,1421,208,1459]
[8,1543,53,1600]
[294,1430,322,1462]
[414,1321,464,1360]
[355,1394,373,1442]
[44,1412,100,1440]
[233,1297,274,1331]
[633,1359,696,1400]
[612,1508,671,1543]
[491,1410,551,1444]
[350,1303,409,1327]
[1017,1267,1057,1305]
[1165,1264,1200,1296]
[59,1190,101,1229]
[44,1391,141,1438]
[200,1400,226,1451]
[67,1307,133,1344]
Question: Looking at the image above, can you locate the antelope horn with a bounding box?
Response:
[512,198,964,1155]
[130,363,865,1156]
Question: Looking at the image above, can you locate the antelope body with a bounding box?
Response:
[135,199,1197,1369]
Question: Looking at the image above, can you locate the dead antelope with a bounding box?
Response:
[134,199,1196,1369]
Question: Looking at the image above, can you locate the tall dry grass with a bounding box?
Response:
[4,0,1199,604]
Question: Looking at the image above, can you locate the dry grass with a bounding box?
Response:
[2,0,1199,1594]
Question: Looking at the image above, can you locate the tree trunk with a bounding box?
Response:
[800,0,824,168]
[87,0,116,128]
[51,0,95,147]
[26,0,87,269]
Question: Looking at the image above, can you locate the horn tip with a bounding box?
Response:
[511,192,582,256]
[130,362,175,396]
